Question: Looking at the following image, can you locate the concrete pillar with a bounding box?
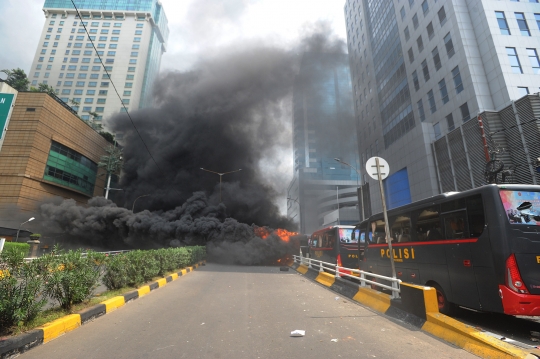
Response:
[27,240,40,258]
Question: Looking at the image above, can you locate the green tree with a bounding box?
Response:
[35,83,57,95]
[1,68,30,92]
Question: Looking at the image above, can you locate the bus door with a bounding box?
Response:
[441,208,480,309]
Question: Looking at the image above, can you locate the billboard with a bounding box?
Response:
[0,93,15,140]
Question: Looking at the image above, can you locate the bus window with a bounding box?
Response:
[467,195,485,236]
[371,219,386,243]
[443,211,468,239]
[415,206,443,241]
[325,233,336,248]
[339,228,356,243]
[390,214,412,243]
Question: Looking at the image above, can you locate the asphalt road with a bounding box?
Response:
[20,263,476,359]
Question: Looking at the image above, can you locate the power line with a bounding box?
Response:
[69,0,166,178]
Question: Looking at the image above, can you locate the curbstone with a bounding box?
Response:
[123,290,139,303]
[0,329,43,359]
[40,314,81,343]
[79,304,106,324]
[101,296,125,313]
[291,263,537,359]
[0,260,206,358]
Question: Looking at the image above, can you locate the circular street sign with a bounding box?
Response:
[365,157,390,180]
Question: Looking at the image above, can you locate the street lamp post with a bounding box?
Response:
[132,194,150,212]
[200,168,242,203]
[16,217,35,242]
[334,157,365,221]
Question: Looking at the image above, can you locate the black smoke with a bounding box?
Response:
[37,25,347,263]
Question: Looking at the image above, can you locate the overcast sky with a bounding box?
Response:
[0,0,347,74]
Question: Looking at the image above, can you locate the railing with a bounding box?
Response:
[24,249,131,261]
[293,254,401,299]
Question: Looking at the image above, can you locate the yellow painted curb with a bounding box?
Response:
[315,271,335,287]
[422,313,534,359]
[180,269,187,275]
[156,278,167,287]
[101,296,125,313]
[138,285,150,297]
[170,273,179,280]
[296,264,309,274]
[352,287,391,314]
[40,314,81,343]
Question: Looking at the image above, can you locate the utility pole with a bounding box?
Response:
[98,144,123,199]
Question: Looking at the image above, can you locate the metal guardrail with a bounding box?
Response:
[293,254,401,299]
[23,249,131,261]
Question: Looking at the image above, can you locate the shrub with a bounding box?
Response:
[124,250,159,287]
[186,246,206,263]
[0,248,46,334]
[38,249,105,310]
[102,253,130,290]
[2,242,30,256]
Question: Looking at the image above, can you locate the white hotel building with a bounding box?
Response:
[29,0,169,123]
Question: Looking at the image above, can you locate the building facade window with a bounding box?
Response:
[422,0,429,15]
[527,48,540,73]
[413,13,419,29]
[515,13,530,36]
[404,26,410,41]
[433,122,441,139]
[496,12,511,35]
[417,99,426,122]
[451,66,464,93]
[432,46,442,70]
[44,141,98,196]
[460,102,470,122]
[438,6,447,26]
[427,22,434,40]
[422,59,430,81]
[400,6,406,19]
[507,47,523,73]
[412,70,420,91]
[408,48,415,63]
[439,78,449,104]
[444,33,455,58]
[518,87,529,96]
[428,89,437,113]
[535,14,540,30]
[446,113,455,131]
[417,35,424,52]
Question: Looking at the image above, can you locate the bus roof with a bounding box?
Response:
[357,184,540,225]
[311,225,355,235]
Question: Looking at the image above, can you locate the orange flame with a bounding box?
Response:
[273,228,297,243]
[253,227,298,243]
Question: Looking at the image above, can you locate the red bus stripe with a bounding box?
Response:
[367,238,479,248]
[308,247,334,251]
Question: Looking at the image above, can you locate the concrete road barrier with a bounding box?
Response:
[290,262,539,359]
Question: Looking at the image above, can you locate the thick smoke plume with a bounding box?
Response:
[39,192,296,264]
[37,25,346,263]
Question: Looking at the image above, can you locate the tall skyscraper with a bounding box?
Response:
[287,53,360,234]
[29,0,169,123]
[345,0,540,214]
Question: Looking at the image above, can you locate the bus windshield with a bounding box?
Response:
[339,228,356,243]
[500,190,540,225]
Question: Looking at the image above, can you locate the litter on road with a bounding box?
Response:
[331,339,338,342]
[290,330,305,337]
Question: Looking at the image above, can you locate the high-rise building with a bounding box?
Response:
[29,0,169,123]
[287,53,360,234]
[345,0,540,214]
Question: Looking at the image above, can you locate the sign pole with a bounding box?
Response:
[374,158,398,284]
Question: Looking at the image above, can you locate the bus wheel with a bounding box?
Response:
[432,283,455,316]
